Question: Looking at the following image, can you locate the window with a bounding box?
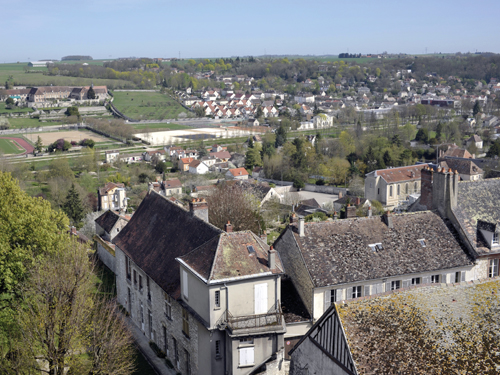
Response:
[352,286,362,299]
[182,270,188,299]
[163,326,168,355]
[455,271,466,283]
[164,293,172,319]
[239,347,255,367]
[182,308,189,338]
[133,270,137,287]
[378,188,380,195]
[139,275,143,292]
[493,232,499,245]
[405,183,408,194]
[411,277,421,285]
[389,186,393,197]
[418,239,426,247]
[414,182,418,191]
[215,340,222,359]
[148,309,153,339]
[147,277,151,301]
[391,280,401,290]
[330,289,337,304]
[125,256,131,280]
[173,338,179,368]
[431,275,440,283]
[214,290,220,309]
[185,349,191,375]
[489,259,499,278]
[397,184,400,196]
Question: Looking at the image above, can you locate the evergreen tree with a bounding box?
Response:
[383,150,393,167]
[87,86,96,99]
[35,136,43,153]
[62,184,84,227]
[275,125,287,148]
[248,137,254,148]
[473,101,481,116]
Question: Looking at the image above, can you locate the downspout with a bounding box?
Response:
[223,283,228,375]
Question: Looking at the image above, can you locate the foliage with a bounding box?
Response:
[87,85,96,99]
[47,138,71,153]
[304,211,327,222]
[293,177,305,189]
[155,161,167,174]
[79,138,95,148]
[275,124,287,148]
[66,106,80,117]
[486,139,500,158]
[34,136,43,152]
[106,172,131,186]
[0,171,69,294]
[62,183,84,227]
[473,100,481,116]
[49,158,74,179]
[5,97,14,105]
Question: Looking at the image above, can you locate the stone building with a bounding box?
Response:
[97,182,127,211]
[94,210,129,273]
[111,192,286,375]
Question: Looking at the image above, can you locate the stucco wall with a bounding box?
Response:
[290,338,351,375]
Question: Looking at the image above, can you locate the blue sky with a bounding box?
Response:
[2,0,499,62]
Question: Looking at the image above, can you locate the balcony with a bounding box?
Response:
[216,302,285,336]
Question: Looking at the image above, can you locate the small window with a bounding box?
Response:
[330,289,337,304]
[215,340,222,358]
[185,349,191,375]
[489,259,499,278]
[411,277,421,285]
[173,338,179,367]
[133,270,137,286]
[375,243,383,251]
[405,183,408,194]
[247,245,255,254]
[369,244,377,252]
[391,280,401,290]
[455,271,466,283]
[493,232,499,245]
[215,290,220,308]
[431,275,440,283]
[139,275,143,292]
[147,277,151,301]
[397,184,400,196]
[418,239,426,247]
[182,308,189,338]
[164,293,172,319]
[352,286,362,299]
[125,256,131,280]
[389,186,393,197]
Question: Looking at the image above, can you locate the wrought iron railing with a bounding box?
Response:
[216,301,283,332]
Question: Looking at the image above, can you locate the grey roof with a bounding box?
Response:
[275,211,473,288]
[439,158,483,176]
[95,210,122,233]
[452,178,500,255]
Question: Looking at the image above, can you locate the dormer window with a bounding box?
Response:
[418,239,426,247]
[376,243,383,251]
[369,244,376,252]
[493,232,499,246]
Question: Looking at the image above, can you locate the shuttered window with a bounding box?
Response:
[239,347,254,366]
[455,271,466,283]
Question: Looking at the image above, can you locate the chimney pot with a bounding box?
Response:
[299,217,305,237]
[384,211,393,228]
[268,248,277,270]
[368,206,372,217]
[224,221,233,232]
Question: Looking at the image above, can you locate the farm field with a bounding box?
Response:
[112,91,194,121]
[0,62,135,89]
[0,138,24,154]
[30,130,109,145]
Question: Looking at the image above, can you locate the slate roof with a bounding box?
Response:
[369,164,428,184]
[177,231,283,283]
[452,178,500,255]
[439,158,483,176]
[95,210,124,233]
[113,191,222,298]
[333,196,367,207]
[163,178,182,189]
[299,198,321,208]
[337,279,500,375]
[277,211,473,288]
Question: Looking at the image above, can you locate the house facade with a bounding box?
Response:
[97,182,127,211]
[112,192,286,375]
[364,164,428,208]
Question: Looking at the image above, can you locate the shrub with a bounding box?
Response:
[316,179,325,185]
[79,139,95,148]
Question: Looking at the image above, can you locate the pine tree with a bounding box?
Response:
[35,136,43,153]
[248,137,254,148]
[87,86,96,99]
[473,101,481,117]
[62,184,84,227]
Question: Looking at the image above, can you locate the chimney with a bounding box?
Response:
[346,204,357,218]
[189,198,209,223]
[70,226,77,235]
[338,191,343,199]
[268,246,276,270]
[298,217,305,237]
[355,197,361,205]
[368,206,372,217]
[383,211,393,228]
[290,213,297,224]
[224,221,233,233]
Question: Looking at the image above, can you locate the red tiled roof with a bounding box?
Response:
[375,164,429,184]
[229,168,249,177]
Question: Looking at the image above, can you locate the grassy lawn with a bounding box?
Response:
[0,102,34,114]
[0,138,24,154]
[132,122,191,131]
[6,117,67,128]
[112,91,194,121]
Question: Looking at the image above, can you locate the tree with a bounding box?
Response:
[275,125,287,148]
[293,177,305,190]
[194,106,205,117]
[248,136,254,148]
[5,97,14,105]
[473,100,481,116]
[383,150,393,167]
[486,139,500,158]
[155,161,167,174]
[66,106,79,117]
[415,128,429,143]
[9,241,136,375]
[0,171,69,294]
[207,183,262,233]
[87,86,96,99]
[62,183,84,227]
[245,143,262,170]
[35,136,43,153]
[49,158,74,179]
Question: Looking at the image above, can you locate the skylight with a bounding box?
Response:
[418,239,426,247]
[375,243,383,251]
[369,244,377,252]
[247,245,255,254]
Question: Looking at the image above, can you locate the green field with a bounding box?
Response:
[112,91,194,121]
[0,102,34,114]
[4,117,67,129]
[131,122,191,131]
[0,62,136,89]
[0,138,24,154]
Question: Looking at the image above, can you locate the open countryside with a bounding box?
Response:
[112,90,194,120]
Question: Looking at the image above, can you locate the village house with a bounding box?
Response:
[226,168,249,180]
[104,150,120,164]
[189,160,210,174]
[438,158,483,181]
[273,211,475,326]
[108,192,286,375]
[97,182,127,211]
[94,210,130,273]
[148,178,183,196]
[364,164,429,209]
[178,157,195,172]
[28,86,73,102]
[465,134,483,149]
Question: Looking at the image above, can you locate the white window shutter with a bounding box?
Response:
[346,287,353,300]
[461,271,466,282]
[422,276,430,284]
[324,291,330,311]
[385,281,391,292]
[402,279,411,288]
[364,285,370,297]
[442,274,447,283]
[375,283,383,295]
[336,288,343,302]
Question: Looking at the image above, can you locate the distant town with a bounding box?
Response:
[1,52,499,375]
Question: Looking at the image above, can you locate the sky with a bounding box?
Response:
[1,0,500,62]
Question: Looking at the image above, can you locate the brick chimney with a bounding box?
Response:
[189,198,209,223]
[225,221,233,232]
[355,197,361,205]
[346,204,357,218]
[268,246,276,270]
[290,213,297,224]
[420,166,433,210]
